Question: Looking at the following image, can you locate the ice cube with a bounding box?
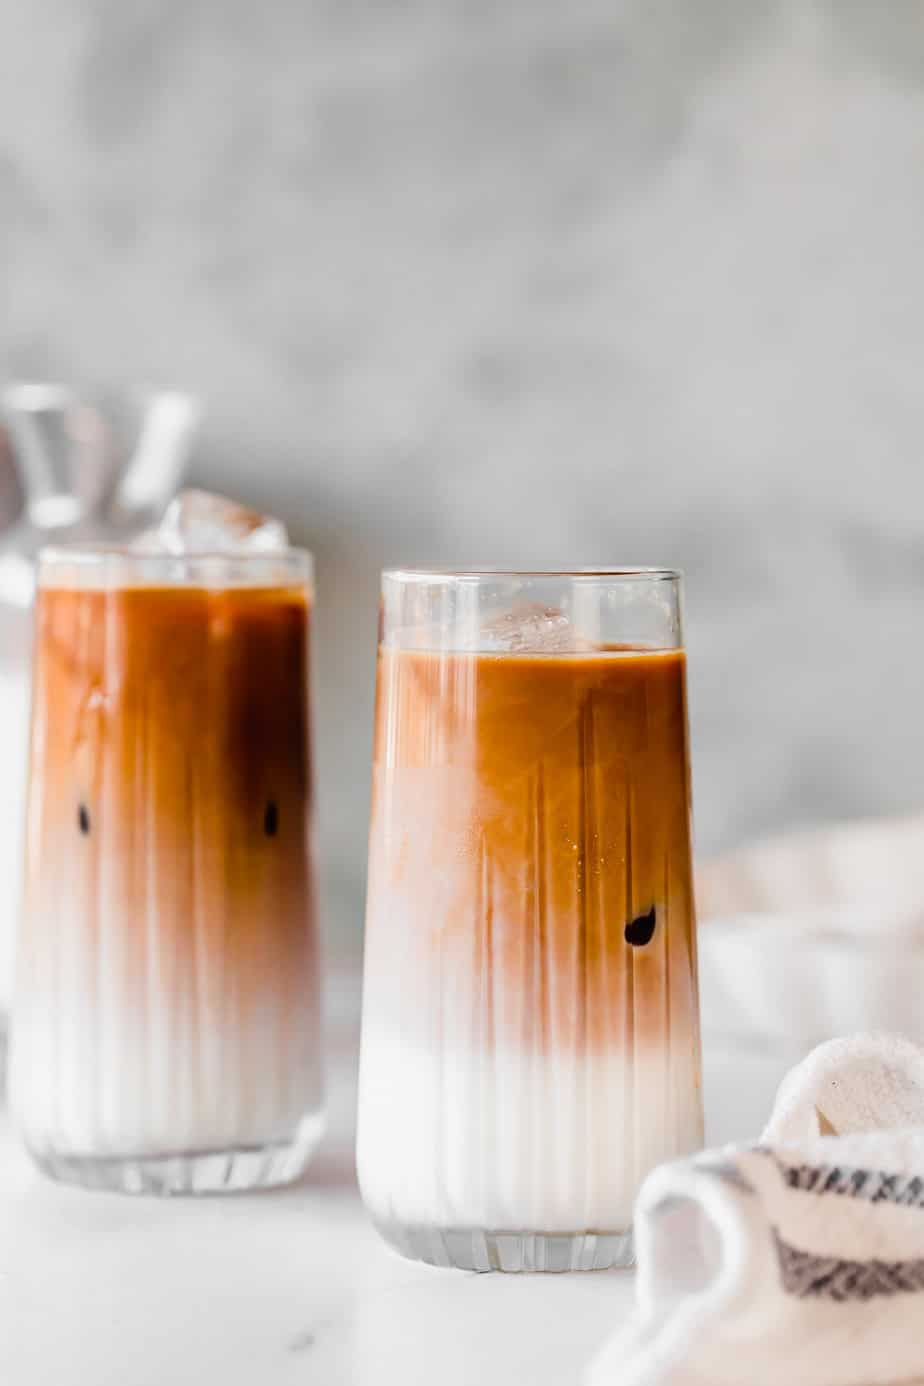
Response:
[135,489,288,554]
[479,603,583,653]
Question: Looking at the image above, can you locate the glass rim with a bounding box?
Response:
[39,542,313,568]
[383,566,682,583]
[37,544,314,590]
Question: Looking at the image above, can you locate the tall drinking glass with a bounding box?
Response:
[9,545,324,1192]
[357,570,703,1270]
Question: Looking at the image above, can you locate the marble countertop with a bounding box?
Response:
[0,970,783,1386]
[0,1111,637,1385]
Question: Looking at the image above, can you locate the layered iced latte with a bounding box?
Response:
[357,571,703,1270]
[9,496,323,1192]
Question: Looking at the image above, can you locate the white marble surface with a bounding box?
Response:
[0,971,782,1386]
[0,1111,639,1386]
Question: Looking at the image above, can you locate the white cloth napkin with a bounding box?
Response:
[586,1034,924,1386]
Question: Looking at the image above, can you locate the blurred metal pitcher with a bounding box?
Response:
[0,384,200,1072]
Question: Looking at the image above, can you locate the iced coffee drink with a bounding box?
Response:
[357,570,703,1270]
[9,495,323,1193]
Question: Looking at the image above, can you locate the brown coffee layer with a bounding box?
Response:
[15,583,321,1141]
[365,647,700,1058]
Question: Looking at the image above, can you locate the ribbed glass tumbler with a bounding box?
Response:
[9,545,324,1193]
[357,569,703,1271]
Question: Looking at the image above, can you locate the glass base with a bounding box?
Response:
[372,1217,634,1272]
[27,1111,326,1196]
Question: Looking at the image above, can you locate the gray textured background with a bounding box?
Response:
[3,0,924,944]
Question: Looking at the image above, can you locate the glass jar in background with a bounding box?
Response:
[357,569,704,1271]
[9,545,324,1192]
[0,385,199,1072]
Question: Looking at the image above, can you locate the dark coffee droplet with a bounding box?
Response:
[264,801,279,837]
[625,906,656,947]
[78,804,91,836]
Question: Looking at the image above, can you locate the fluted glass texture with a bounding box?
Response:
[9,549,324,1193]
[357,571,703,1270]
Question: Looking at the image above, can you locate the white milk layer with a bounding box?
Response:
[10,959,323,1158]
[357,1028,703,1234]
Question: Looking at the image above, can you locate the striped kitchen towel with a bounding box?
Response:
[586,1034,924,1386]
